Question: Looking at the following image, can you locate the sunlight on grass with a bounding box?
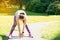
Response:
[0,16,60,40]
[40,22,60,40]
[0,13,8,16]
[28,16,60,23]
[0,37,2,40]
[0,16,60,34]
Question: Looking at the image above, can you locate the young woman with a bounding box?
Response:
[8,10,33,38]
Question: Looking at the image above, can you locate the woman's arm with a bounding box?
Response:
[17,20,21,35]
[22,24,24,34]
[22,18,27,33]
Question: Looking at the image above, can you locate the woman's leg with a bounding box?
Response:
[25,24,33,38]
[9,16,17,36]
[25,24,30,33]
[23,20,33,37]
[23,20,30,33]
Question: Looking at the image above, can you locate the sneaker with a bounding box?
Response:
[8,34,12,38]
[29,33,33,38]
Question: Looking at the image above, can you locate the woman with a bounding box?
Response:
[8,10,33,38]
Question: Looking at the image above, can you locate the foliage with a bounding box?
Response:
[0,0,60,15]
[46,1,60,15]
[28,0,52,13]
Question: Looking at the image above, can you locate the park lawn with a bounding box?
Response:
[40,21,60,40]
[0,15,60,40]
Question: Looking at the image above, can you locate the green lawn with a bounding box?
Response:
[40,21,60,40]
[0,16,60,40]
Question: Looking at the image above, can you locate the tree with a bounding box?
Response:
[28,0,53,13]
[46,1,60,15]
[19,0,23,9]
[23,0,31,10]
[9,0,30,10]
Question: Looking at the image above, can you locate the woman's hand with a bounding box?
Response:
[19,33,24,37]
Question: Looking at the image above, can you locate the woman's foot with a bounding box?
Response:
[8,34,12,38]
[29,33,33,38]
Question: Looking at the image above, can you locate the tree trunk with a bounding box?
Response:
[19,0,23,10]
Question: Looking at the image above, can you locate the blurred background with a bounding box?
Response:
[0,0,60,15]
[0,0,60,40]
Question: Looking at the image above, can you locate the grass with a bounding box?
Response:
[40,21,60,40]
[0,15,60,40]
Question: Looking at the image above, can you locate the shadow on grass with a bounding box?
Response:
[0,35,9,40]
[52,34,60,40]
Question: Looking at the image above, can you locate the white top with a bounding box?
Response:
[15,10,27,21]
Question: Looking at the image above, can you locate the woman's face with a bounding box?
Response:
[19,13,25,19]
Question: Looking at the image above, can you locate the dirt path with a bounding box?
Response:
[8,21,60,40]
